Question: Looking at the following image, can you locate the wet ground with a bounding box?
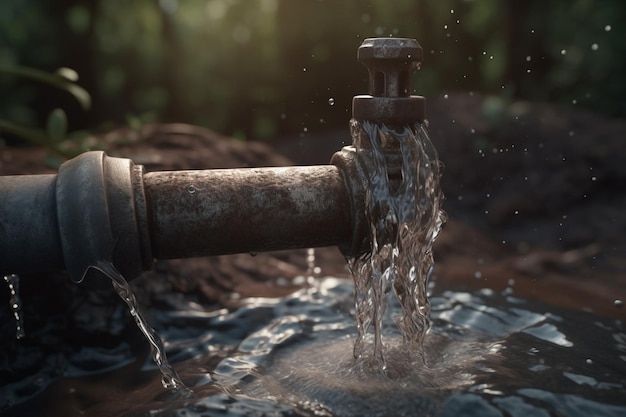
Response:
[1,94,625,415]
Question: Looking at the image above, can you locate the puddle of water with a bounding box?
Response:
[161,277,626,417]
[1,276,625,416]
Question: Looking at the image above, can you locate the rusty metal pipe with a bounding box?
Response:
[0,150,367,284]
[143,166,352,259]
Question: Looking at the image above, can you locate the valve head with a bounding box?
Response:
[352,38,425,125]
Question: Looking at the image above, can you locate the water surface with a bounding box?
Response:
[1,276,625,416]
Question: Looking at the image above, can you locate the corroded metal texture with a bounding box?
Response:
[0,153,366,281]
[144,165,353,259]
[352,37,425,125]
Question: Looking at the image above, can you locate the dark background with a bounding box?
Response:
[1,0,625,143]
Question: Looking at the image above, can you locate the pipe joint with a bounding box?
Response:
[56,151,152,285]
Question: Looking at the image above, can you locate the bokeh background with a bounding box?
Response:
[1,0,625,143]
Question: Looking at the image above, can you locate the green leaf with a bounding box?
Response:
[56,67,79,82]
[0,65,91,111]
[46,108,68,142]
[0,120,72,159]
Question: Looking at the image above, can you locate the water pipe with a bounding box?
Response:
[0,38,426,285]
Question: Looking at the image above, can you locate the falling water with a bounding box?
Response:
[3,274,25,339]
[348,120,445,368]
[91,261,193,398]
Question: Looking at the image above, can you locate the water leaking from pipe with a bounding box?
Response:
[347,120,445,370]
[3,274,25,339]
[90,261,193,399]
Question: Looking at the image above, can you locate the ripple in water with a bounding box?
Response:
[161,278,626,417]
[2,276,625,416]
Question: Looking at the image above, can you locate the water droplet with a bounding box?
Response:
[443,94,449,99]
[615,299,624,308]
[586,358,594,365]
[303,68,307,72]
[187,185,196,194]
[605,25,612,32]
[328,98,335,106]
[572,99,577,104]
[526,56,532,62]
[444,24,448,30]
[250,252,257,257]
[3,274,25,339]
[303,127,308,132]
[591,43,599,51]
[561,49,567,55]
[450,9,454,14]
[474,271,482,279]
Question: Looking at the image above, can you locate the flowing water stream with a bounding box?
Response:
[347,120,445,369]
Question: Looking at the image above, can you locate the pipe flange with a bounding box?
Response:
[352,95,425,125]
[56,151,150,285]
[331,146,369,258]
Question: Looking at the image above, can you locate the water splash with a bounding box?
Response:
[3,274,25,339]
[306,248,321,282]
[348,120,445,368]
[91,261,193,398]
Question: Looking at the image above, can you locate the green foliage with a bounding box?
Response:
[0,66,91,111]
[0,65,91,159]
[1,0,625,146]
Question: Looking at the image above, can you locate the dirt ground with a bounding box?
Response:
[1,93,625,324]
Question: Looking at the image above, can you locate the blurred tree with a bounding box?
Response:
[1,0,625,146]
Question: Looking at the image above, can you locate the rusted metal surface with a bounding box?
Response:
[0,152,366,281]
[144,165,353,259]
[352,37,425,125]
